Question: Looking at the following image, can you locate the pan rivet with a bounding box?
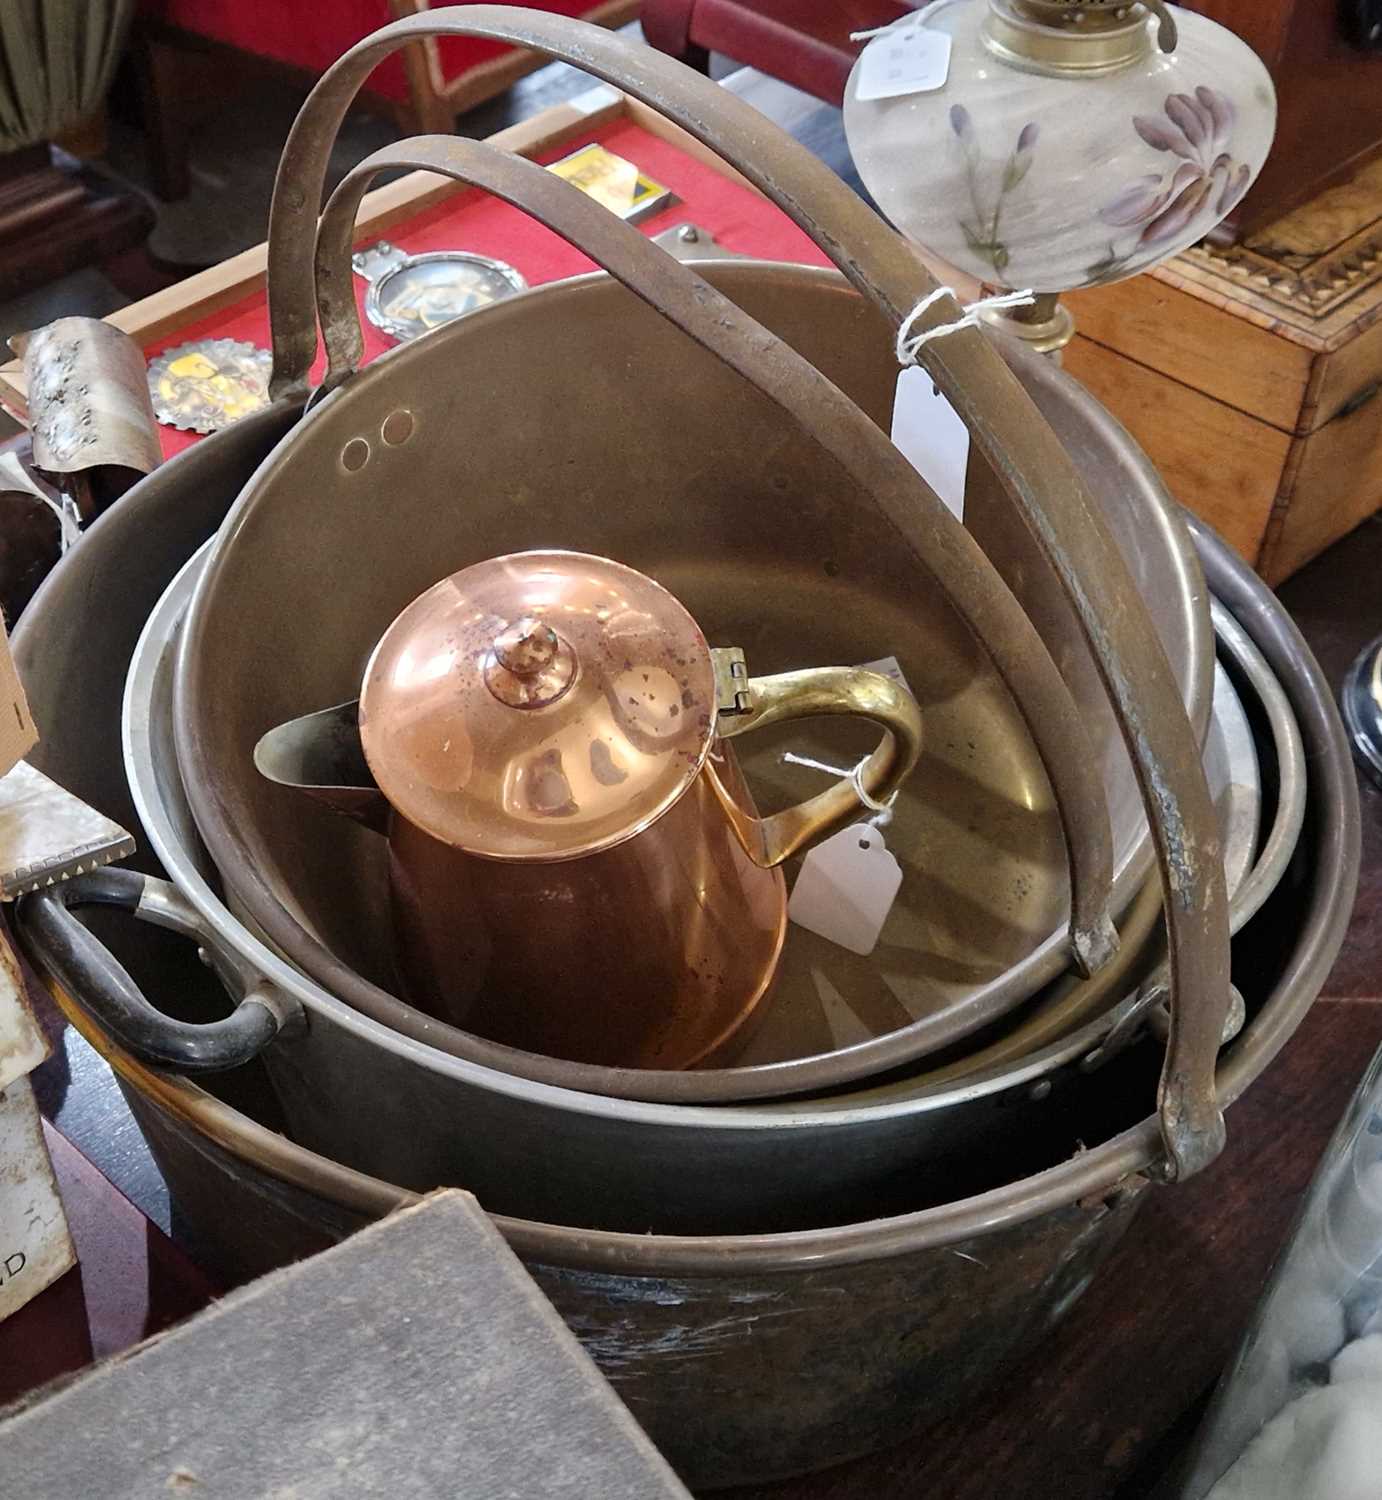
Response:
[1029,1079,1053,1102]
[341,438,370,472]
[381,410,414,446]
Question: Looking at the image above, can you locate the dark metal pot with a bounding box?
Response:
[23,532,1271,1239]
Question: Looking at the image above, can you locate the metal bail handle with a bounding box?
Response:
[264,5,1229,1179]
[310,132,1116,980]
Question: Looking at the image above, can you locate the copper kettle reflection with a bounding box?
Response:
[255,550,922,1070]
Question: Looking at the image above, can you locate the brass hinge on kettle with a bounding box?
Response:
[711,647,752,715]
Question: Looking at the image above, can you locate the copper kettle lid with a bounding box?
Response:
[359,549,718,861]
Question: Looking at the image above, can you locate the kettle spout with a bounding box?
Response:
[254,701,390,834]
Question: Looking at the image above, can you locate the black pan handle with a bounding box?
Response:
[19,868,299,1074]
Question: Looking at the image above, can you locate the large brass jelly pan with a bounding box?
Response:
[16,518,1357,1490]
[267,22,1231,1136]
[174,260,1210,1107]
[172,9,1231,1174]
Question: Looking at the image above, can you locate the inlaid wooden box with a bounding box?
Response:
[1064,153,1382,584]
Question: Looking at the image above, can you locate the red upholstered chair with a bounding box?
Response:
[640,0,903,103]
[136,0,640,200]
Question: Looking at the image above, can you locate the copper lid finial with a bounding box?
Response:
[485,616,577,709]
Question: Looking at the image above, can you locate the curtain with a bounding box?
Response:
[0,0,134,153]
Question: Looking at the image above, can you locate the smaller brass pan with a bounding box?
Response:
[173,263,1212,1105]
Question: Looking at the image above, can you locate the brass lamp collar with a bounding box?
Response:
[981,0,1177,77]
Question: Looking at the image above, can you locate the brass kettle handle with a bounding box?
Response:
[714,661,923,868]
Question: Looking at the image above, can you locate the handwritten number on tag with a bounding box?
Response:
[855,27,952,102]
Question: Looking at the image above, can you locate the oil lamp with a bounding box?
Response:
[843,0,1277,350]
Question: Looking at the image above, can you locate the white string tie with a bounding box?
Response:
[851,17,915,39]
[894,286,1036,366]
[782,751,896,827]
[35,491,83,553]
[852,0,960,41]
[851,0,953,41]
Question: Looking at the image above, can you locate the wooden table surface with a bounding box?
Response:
[6,516,1381,1496]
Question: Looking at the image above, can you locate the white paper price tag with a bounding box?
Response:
[0,1079,74,1321]
[890,367,970,521]
[788,823,903,956]
[857,655,913,696]
[854,25,952,102]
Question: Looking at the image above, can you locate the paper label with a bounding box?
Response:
[0,615,35,780]
[788,823,903,956]
[857,655,913,697]
[0,1079,74,1321]
[854,25,952,102]
[0,931,47,1093]
[890,368,970,521]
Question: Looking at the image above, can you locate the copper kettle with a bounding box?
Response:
[256,550,922,1070]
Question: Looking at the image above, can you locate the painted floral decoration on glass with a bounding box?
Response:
[1090,86,1249,283]
[951,105,1038,283]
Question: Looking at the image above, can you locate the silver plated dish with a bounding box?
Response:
[146,338,272,434]
[351,241,528,343]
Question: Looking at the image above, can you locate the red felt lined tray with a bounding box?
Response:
[148,119,833,460]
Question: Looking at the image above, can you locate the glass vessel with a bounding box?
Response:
[843,0,1277,292]
[1180,1041,1382,1498]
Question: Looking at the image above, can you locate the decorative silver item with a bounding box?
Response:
[0,761,135,899]
[147,338,272,434]
[19,318,161,481]
[351,242,527,344]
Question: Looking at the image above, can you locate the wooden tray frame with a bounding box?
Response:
[0,86,759,420]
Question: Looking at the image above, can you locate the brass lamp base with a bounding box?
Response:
[977,291,1076,358]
